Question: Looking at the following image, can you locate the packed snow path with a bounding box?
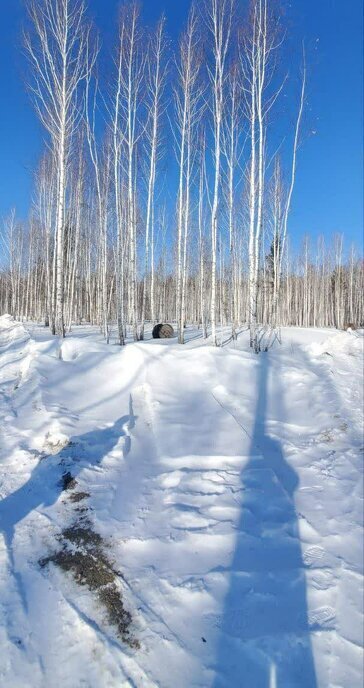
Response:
[0,315,363,687]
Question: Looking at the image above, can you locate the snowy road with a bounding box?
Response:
[0,315,363,687]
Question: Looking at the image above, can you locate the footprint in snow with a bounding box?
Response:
[302,545,325,567]
[308,605,336,629]
[309,569,335,591]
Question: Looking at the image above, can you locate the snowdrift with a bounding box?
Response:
[0,322,363,687]
[0,314,30,349]
[308,329,364,359]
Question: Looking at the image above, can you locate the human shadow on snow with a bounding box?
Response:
[212,353,317,688]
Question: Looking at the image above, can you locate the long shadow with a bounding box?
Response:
[0,409,134,613]
[212,353,317,687]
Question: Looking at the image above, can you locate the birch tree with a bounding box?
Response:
[85,45,113,341]
[112,14,126,345]
[140,16,168,340]
[34,154,57,329]
[25,0,95,337]
[118,3,145,341]
[206,0,234,346]
[272,46,306,325]
[241,0,283,350]
[222,63,242,339]
[174,5,202,344]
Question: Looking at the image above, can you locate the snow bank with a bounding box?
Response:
[308,330,364,359]
[0,314,30,349]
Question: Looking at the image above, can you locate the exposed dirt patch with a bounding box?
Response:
[40,518,138,648]
[61,523,103,550]
[60,471,78,491]
[99,585,134,640]
[74,506,89,516]
[41,547,115,588]
[69,491,90,503]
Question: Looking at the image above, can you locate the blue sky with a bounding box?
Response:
[0,0,362,252]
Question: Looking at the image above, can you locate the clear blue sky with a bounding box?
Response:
[0,0,362,252]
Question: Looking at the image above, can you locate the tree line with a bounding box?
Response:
[0,0,362,347]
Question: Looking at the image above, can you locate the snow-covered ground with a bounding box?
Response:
[0,314,363,688]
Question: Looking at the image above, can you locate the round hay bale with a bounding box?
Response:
[159,323,174,338]
[152,323,174,339]
[152,324,163,338]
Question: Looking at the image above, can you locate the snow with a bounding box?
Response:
[0,315,363,687]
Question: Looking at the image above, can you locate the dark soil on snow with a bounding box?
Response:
[68,490,90,503]
[40,517,138,648]
[60,471,78,491]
